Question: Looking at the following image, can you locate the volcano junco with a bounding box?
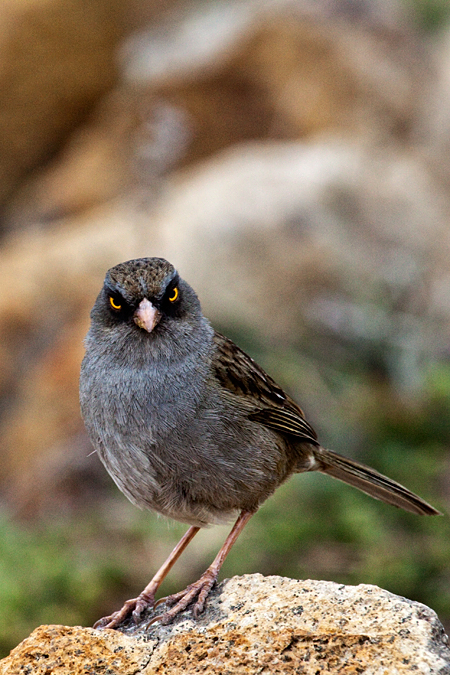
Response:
[80,257,439,629]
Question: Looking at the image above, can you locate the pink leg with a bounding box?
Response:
[94,525,200,629]
[149,509,254,626]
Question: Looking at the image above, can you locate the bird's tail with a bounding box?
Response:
[313,446,440,516]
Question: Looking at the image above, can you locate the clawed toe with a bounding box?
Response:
[94,597,138,630]
[93,615,115,630]
[132,591,154,622]
[93,569,214,631]
[148,572,217,626]
[94,592,155,630]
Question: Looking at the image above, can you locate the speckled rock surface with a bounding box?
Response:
[1,575,449,674]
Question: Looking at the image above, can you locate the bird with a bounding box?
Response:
[79,257,440,629]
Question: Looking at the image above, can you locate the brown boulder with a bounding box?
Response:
[1,575,449,674]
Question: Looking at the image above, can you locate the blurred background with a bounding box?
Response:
[0,0,450,657]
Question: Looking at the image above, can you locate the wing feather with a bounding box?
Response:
[212,332,318,444]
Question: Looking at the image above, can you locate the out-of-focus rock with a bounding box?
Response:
[416,25,450,186]
[155,142,450,357]
[6,2,432,226]
[5,89,146,224]
[1,575,449,673]
[0,0,132,210]
[125,2,430,160]
[0,204,145,511]
[5,88,192,226]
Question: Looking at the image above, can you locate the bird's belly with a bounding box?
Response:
[97,405,288,527]
[145,409,290,525]
[84,369,290,527]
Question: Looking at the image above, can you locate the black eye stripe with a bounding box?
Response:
[103,275,181,319]
[109,291,124,303]
[162,276,180,300]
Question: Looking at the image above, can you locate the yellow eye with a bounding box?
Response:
[109,296,122,311]
[168,286,179,302]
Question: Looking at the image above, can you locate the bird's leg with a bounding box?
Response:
[149,509,254,626]
[94,525,200,629]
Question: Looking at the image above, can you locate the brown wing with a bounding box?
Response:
[212,332,318,444]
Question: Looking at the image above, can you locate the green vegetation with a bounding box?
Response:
[407,0,450,31]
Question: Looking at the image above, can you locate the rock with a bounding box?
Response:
[0,625,151,675]
[1,575,449,674]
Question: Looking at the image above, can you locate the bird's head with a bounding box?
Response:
[91,257,202,341]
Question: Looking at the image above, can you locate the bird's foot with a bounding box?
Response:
[93,590,155,630]
[148,568,218,626]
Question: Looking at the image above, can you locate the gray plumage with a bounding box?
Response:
[80,257,439,628]
[81,259,300,526]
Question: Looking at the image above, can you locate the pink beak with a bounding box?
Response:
[133,298,161,333]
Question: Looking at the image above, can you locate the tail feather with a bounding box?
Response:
[314,447,440,516]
